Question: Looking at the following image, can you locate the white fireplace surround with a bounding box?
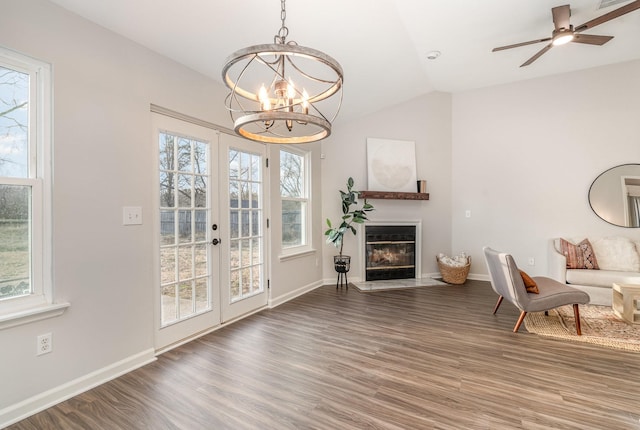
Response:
[359,220,422,282]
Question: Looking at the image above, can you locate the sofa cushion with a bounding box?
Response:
[566,269,640,288]
[560,238,599,270]
[592,236,640,272]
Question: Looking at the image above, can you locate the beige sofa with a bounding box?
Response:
[548,236,640,306]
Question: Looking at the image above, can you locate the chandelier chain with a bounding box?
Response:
[276,0,289,42]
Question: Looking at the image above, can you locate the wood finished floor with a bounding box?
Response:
[8,280,640,430]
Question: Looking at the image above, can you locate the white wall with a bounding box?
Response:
[268,142,325,306]
[0,0,323,424]
[452,60,640,279]
[321,92,453,281]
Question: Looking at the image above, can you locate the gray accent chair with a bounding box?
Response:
[483,247,590,335]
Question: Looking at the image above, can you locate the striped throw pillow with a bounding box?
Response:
[560,238,599,270]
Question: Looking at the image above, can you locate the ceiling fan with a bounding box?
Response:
[493,1,640,67]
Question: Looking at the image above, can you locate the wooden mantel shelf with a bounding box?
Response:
[359,191,429,200]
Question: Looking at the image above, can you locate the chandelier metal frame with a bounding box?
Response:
[222,0,343,144]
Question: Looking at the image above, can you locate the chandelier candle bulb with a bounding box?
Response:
[258,85,270,110]
[302,90,309,114]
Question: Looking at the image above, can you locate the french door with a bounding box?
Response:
[219,133,268,323]
[152,114,268,351]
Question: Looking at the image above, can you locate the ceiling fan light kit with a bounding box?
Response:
[493,0,640,67]
[552,27,574,46]
[222,0,343,144]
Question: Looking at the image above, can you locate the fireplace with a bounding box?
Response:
[364,224,417,281]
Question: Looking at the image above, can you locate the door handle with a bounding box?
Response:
[212,238,221,245]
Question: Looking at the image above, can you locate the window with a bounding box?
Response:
[0,46,57,325]
[280,148,310,253]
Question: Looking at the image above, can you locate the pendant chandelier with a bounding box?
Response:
[222,0,343,144]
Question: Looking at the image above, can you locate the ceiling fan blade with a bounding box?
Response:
[571,34,614,45]
[574,0,640,32]
[492,37,552,52]
[552,5,571,30]
[520,44,553,67]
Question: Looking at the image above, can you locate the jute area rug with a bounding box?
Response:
[524,304,640,352]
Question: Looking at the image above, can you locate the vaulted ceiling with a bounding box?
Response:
[48,0,640,123]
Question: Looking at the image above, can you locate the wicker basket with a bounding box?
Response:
[437,255,471,285]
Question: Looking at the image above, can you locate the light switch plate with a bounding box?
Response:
[123,206,142,225]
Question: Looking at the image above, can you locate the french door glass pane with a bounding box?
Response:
[160,247,176,284]
[193,142,207,174]
[178,246,193,281]
[179,282,194,318]
[0,185,31,300]
[159,135,174,170]
[159,172,175,207]
[229,181,239,208]
[178,175,191,207]
[230,240,239,269]
[159,132,210,327]
[195,279,208,313]
[240,153,250,180]
[194,244,207,277]
[194,210,207,242]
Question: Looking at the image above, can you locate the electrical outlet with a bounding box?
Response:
[37,333,52,356]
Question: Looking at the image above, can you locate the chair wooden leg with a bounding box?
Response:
[513,311,527,333]
[573,304,582,336]
[493,296,504,314]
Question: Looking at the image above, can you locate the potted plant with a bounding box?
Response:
[325,177,374,275]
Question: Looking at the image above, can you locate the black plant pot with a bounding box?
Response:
[334,255,351,273]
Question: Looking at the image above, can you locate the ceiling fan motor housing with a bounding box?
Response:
[552,25,575,45]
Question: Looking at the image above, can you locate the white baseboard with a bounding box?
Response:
[467,273,490,282]
[269,280,324,308]
[0,349,156,429]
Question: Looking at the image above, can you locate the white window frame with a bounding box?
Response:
[0,46,67,329]
[279,146,312,257]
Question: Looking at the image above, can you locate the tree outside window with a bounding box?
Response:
[280,149,309,249]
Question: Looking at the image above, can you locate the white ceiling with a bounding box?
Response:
[48,0,640,123]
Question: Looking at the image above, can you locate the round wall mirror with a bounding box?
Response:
[589,163,640,228]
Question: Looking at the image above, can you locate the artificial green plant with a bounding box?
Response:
[324,177,374,257]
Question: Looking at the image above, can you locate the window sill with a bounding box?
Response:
[0,302,70,330]
[279,248,317,262]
